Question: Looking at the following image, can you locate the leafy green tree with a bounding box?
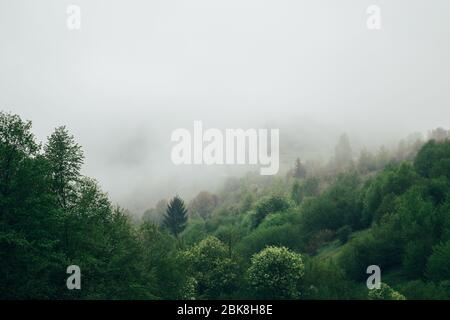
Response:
[0,113,64,299]
[163,196,188,238]
[252,195,290,228]
[403,241,432,278]
[302,259,363,299]
[183,236,240,299]
[368,283,406,300]
[182,217,207,246]
[215,225,243,258]
[291,177,320,205]
[426,240,450,281]
[300,197,340,233]
[44,126,83,209]
[0,112,39,196]
[415,140,450,179]
[303,177,320,197]
[139,222,193,299]
[238,223,303,259]
[398,280,450,299]
[299,172,362,239]
[247,246,305,299]
[361,163,418,225]
[339,225,403,281]
[395,188,442,278]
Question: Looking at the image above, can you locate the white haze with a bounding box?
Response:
[1,0,450,213]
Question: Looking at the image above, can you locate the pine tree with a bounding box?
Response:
[163,196,188,238]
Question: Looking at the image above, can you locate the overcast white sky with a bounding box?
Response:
[1,0,450,213]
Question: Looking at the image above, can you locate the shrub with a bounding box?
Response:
[368,283,406,300]
[247,246,305,299]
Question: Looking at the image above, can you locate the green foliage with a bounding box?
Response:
[44,126,84,209]
[300,172,362,240]
[3,112,450,300]
[247,246,305,299]
[361,163,418,225]
[291,180,303,205]
[183,236,240,299]
[415,140,450,179]
[403,241,432,279]
[305,229,335,254]
[398,280,450,300]
[291,177,320,205]
[336,225,352,244]
[302,258,364,299]
[163,196,188,238]
[339,225,403,281]
[139,222,192,299]
[426,240,450,282]
[252,195,291,228]
[214,225,243,258]
[182,217,207,246]
[238,223,303,259]
[0,113,160,299]
[368,283,406,300]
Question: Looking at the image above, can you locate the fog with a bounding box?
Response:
[1,0,450,213]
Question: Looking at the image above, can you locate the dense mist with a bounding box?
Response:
[1,0,450,213]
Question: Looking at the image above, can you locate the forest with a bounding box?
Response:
[1,111,450,300]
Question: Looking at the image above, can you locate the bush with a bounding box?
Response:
[368,283,406,300]
[183,236,240,299]
[247,246,305,299]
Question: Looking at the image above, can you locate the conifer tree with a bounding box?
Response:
[163,196,188,238]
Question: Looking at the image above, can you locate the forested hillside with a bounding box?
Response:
[1,111,450,299]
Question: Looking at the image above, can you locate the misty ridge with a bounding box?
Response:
[30,114,446,217]
[140,124,449,223]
